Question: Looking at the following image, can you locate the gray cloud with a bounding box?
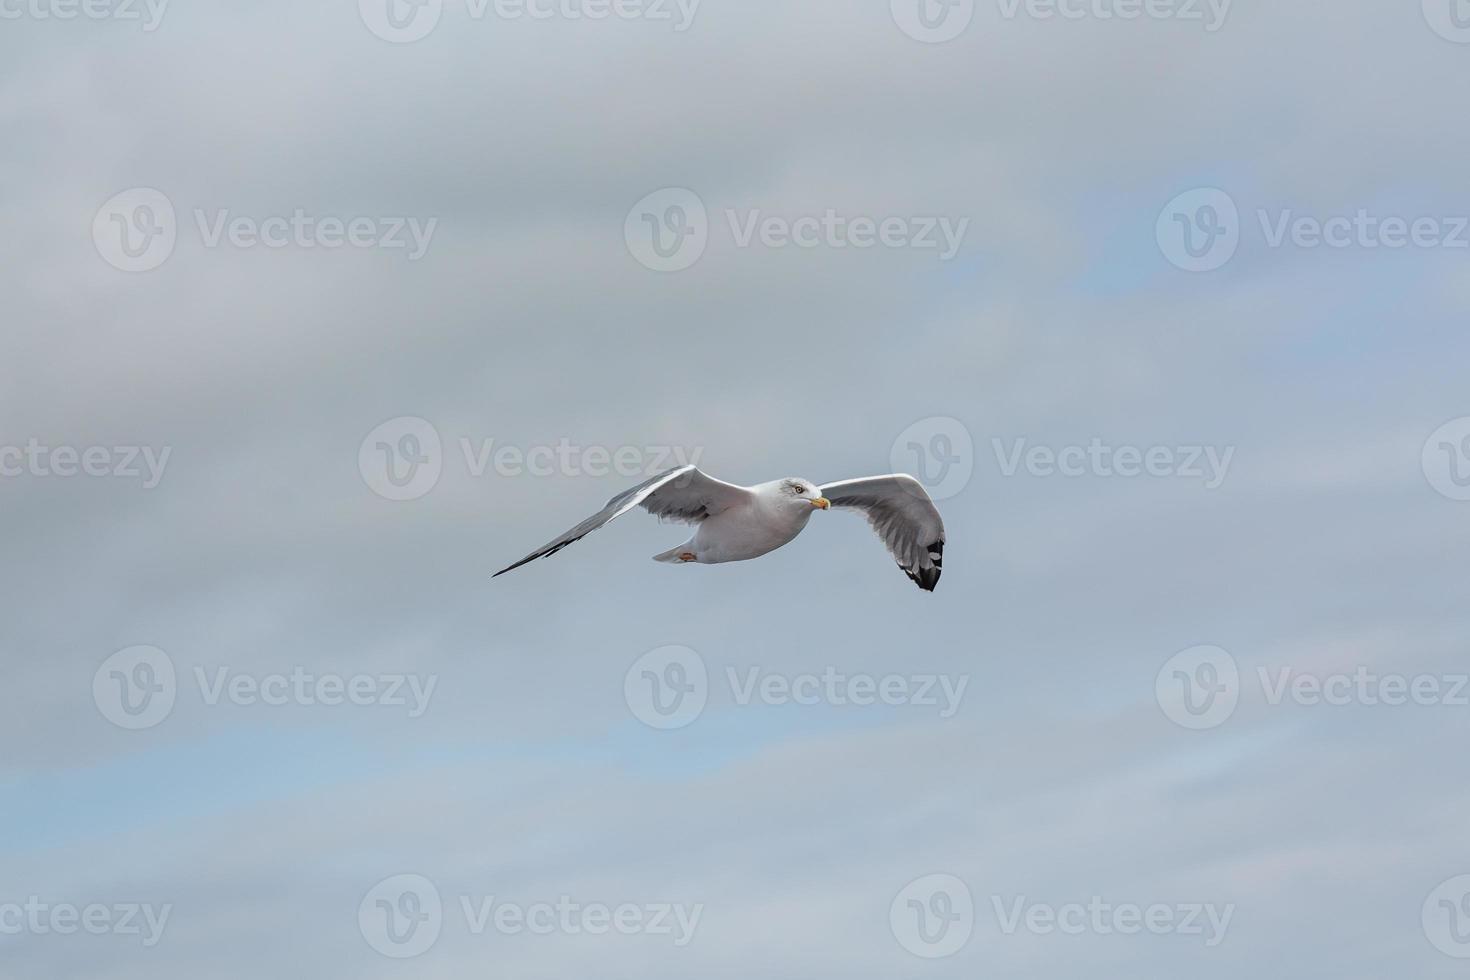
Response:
[3,0,1469,976]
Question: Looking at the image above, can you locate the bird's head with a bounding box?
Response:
[778,478,830,511]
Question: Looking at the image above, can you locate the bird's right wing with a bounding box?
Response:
[819,474,946,591]
[493,466,751,578]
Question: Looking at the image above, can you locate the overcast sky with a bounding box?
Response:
[4,0,1470,976]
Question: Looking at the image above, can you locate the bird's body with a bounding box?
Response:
[652,479,818,565]
[494,465,947,591]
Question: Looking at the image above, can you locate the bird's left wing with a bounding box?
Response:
[493,465,751,578]
[819,474,946,591]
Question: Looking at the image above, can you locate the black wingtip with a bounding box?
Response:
[492,556,535,579]
[903,540,943,592]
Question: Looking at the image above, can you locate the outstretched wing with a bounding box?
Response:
[493,466,751,578]
[819,474,946,592]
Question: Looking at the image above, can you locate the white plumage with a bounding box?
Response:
[494,465,946,591]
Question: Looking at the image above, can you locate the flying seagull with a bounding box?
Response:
[493,465,946,591]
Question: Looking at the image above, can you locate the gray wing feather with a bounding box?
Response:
[494,466,749,577]
[819,474,946,592]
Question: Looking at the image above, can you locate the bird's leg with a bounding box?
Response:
[678,552,697,562]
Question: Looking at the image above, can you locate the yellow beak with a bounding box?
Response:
[811,497,831,510]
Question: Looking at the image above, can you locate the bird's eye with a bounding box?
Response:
[794,486,805,494]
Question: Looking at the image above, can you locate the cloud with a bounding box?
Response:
[3,0,1468,976]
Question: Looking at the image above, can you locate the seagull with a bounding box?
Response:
[493,465,946,591]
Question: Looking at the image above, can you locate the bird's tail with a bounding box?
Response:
[652,543,693,563]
